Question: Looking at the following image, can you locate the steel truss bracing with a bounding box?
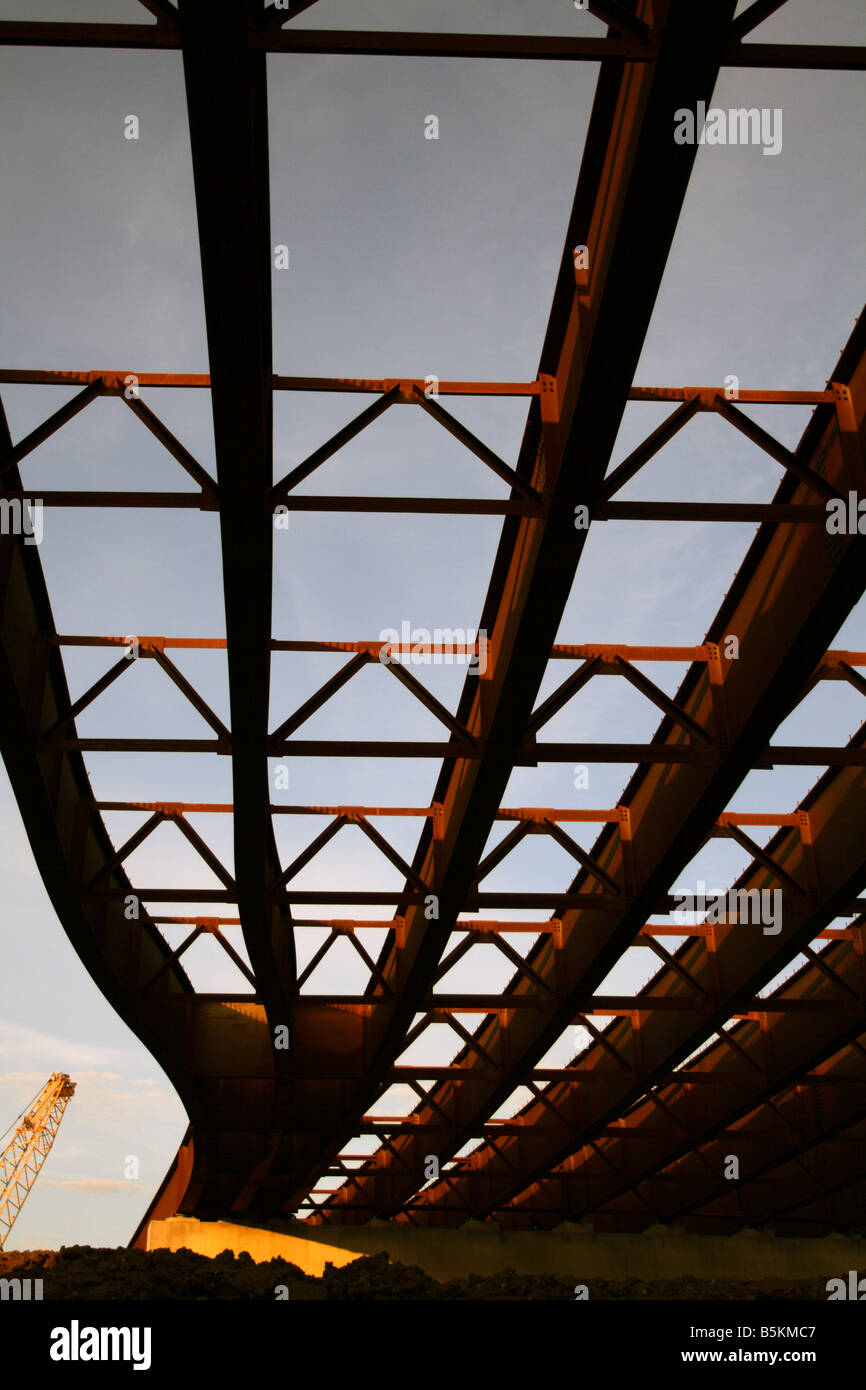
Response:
[0,0,864,1241]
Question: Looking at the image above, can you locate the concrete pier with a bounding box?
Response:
[144,1216,866,1284]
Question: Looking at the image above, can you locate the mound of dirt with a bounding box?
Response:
[0,1246,829,1300]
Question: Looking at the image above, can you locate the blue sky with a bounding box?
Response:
[1,0,864,1246]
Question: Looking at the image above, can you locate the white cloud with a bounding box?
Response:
[39,1178,143,1193]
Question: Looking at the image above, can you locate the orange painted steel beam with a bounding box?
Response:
[0,368,838,401]
[46,634,866,663]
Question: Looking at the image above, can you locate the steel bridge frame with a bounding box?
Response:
[0,0,864,1241]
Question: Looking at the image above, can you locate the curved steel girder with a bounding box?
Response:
[0,1,298,1229]
[179,0,295,1018]
[130,1129,194,1250]
[302,0,742,1222]
[323,315,866,1222]
[571,1116,866,1236]
[493,1047,866,1234]
[408,718,866,1225]
[160,0,302,1216]
[500,938,866,1228]
[0,418,215,1135]
[669,1107,866,1237]
[766,1132,866,1235]
[0,461,288,1214]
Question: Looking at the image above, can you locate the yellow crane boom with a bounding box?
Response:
[0,1073,75,1250]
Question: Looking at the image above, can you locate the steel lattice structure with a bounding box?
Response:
[0,0,864,1244]
[0,1074,75,1249]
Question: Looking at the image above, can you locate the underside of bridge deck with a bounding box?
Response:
[0,0,863,1250]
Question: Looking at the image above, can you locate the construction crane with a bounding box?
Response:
[0,1073,75,1250]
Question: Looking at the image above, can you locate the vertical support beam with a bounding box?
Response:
[706,641,731,754]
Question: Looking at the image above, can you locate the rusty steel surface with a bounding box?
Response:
[0,0,864,1245]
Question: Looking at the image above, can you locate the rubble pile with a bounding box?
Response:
[0,1246,829,1301]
